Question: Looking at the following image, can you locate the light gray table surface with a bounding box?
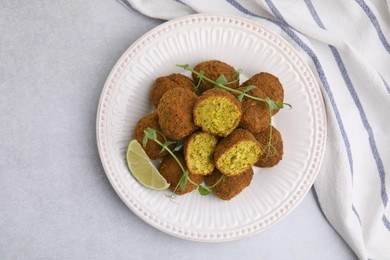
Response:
[0,1,357,259]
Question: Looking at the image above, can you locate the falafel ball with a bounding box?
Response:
[193,88,242,137]
[150,73,194,108]
[214,129,262,176]
[158,88,198,141]
[204,168,254,200]
[241,72,284,115]
[193,60,239,93]
[159,152,203,195]
[254,126,283,167]
[184,131,218,175]
[133,112,170,160]
[236,86,269,133]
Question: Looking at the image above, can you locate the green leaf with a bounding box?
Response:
[265,97,278,111]
[275,102,284,108]
[232,69,242,78]
[176,64,189,69]
[198,185,211,195]
[179,173,188,190]
[194,71,205,87]
[142,134,148,147]
[237,93,244,102]
[144,127,157,140]
[243,85,256,93]
[215,75,228,85]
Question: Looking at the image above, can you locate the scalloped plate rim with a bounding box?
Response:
[96,13,327,242]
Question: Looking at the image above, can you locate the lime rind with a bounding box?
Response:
[126,140,170,190]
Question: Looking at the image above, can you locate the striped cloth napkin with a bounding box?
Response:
[118,0,390,259]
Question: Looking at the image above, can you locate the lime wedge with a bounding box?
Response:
[126,140,170,190]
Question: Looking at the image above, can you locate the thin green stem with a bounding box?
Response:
[153,139,187,174]
[208,175,225,189]
[195,75,203,91]
[179,64,267,102]
[155,129,168,143]
[187,176,199,186]
[267,109,273,157]
[178,64,291,109]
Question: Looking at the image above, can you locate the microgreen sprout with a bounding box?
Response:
[194,70,205,91]
[232,69,243,78]
[143,128,224,198]
[177,64,291,109]
[263,109,280,159]
[176,64,291,158]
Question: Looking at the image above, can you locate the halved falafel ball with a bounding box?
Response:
[214,129,262,176]
[193,60,239,93]
[159,152,203,195]
[133,112,170,160]
[236,86,269,133]
[193,88,242,137]
[241,72,284,115]
[254,126,283,167]
[184,131,218,176]
[158,88,198,141]
[204,168,254,200]
[151,73,194,108]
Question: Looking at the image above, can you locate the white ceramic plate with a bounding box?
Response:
[96,14,326,241]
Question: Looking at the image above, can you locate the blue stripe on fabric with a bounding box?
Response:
[352,205,362,224]
[331,45,390,230]
[330,46,389,208]
[304,0,325,29]
[226,0,288,27]
[174,0,186,5]
[262,0,356,173]
[355,0,390,54]
[225,0,355,177]
[118,0,138,12]
[380,74,390,94]
[383,215,390,230]
[227,0,259,16]
[306,0,390,95]
[303,0,364,225]
[304,0,389,231]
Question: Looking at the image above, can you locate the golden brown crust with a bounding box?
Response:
[159,153,203,195]
[241,72,284,115]
[193,88,242,136]
[204,168,253,200]
[214,129,261,175]
[150,73,194,108]
[192,60,239,93]
[133,112,169,160]
[254,126,283,167]
[157,88,198,141]
[236,86,269,133]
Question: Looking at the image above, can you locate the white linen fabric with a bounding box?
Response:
[118,0,390,259]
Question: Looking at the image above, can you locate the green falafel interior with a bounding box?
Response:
[185,132,218,175]
[194,95,241,137]
[216,141,262,176]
